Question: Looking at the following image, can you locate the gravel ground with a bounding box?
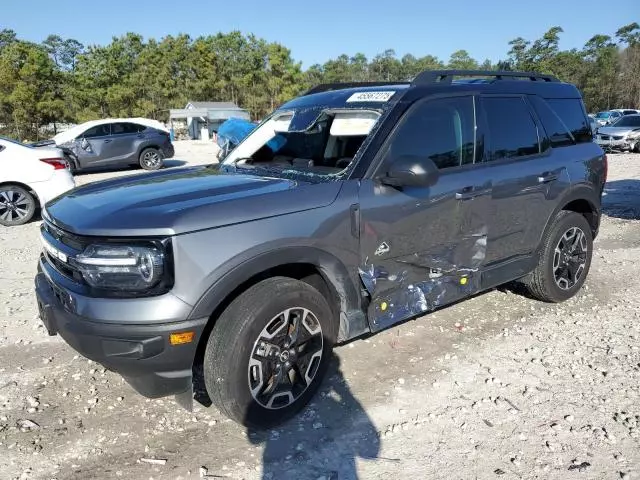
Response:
[0,145,639,480]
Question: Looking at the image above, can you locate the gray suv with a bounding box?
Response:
[50,120,175,172]
[34,70,606,428]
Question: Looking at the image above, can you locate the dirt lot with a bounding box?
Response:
[1,142,639,480]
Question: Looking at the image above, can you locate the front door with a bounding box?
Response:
[73,123,112,169]
[358,95,491,332]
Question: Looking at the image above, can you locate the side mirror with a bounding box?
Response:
[80,137,90,149]
[380,154,440,188]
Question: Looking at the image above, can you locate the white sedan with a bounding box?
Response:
[0,136,76,227]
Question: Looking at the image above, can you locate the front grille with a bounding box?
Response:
[599,135,610,140]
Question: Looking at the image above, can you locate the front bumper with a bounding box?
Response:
[34,270,208,404]
[595,136,637,151]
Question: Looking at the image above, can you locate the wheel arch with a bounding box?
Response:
[0,181,42,208]
[189,247,367,392]
[536,185,601,255]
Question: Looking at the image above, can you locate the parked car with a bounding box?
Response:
[32,118,175,173]
[0,136,75,226]
[595,114,640,152]
[594,110,622,126]
[35,70,606,428]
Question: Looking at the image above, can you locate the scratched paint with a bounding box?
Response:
[359,228,487,331]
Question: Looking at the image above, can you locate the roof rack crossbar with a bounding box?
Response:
[302,81,410,96]
[412,70,560,85]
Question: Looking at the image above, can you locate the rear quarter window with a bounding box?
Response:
[536,98,592,145]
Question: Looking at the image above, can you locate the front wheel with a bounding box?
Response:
[203,277,337,428]
[0,185,37,226]
[139,148,164,170]
[520,211,593,302]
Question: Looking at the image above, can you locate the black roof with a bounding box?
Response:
[279,70,581,112]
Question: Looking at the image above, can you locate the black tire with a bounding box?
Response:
[139,148,164,170]
[0,185,37,227]
[204,277,337,428]
[520,211,593,303]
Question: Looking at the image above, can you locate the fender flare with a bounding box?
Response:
[536,184,601,252]
[187,246,367,340]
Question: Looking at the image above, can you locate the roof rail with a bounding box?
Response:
[412,70,560,85]
[302,81,410,96]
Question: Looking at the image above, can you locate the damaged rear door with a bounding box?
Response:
[358,94,491,332]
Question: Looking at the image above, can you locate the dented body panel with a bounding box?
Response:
[357,169,491,330]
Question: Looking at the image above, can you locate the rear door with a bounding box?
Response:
[107,123,142,163]
[358,95,493,331]
[477,94,569,268]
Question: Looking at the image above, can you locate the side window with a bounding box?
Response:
[529,96,573,148]
[387,96,476,170]
[545,98,592,143]
[482,96,540,161]
[83,124,110,138]
[111,123,141,135]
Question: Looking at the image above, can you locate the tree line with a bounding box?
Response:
[0,23,638,141]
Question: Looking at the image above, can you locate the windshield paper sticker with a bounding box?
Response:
[346,91,396,103]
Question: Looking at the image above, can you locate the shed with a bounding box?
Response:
[169,101,251,140]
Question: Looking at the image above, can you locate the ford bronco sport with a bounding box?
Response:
[34,70,606,428]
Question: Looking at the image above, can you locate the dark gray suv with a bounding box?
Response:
[50,120,175,172]
[34,70,606,428]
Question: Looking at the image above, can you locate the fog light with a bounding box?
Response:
[170,331,195,345]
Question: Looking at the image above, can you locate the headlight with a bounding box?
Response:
[71,244,166,292]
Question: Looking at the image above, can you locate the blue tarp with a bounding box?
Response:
[216,118,286,155]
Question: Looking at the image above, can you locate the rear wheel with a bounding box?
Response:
[0,185,37,226]
[139,148,164,170]
[520,211,593,302]
[203,277,336,428]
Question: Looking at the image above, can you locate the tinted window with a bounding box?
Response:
[623,110,638,115]
[530,96,573,148]
[83,124,110,138]
[111,123,146,135]
[388,96,476,170]
[544,99,593,144]
[482,96,539,161]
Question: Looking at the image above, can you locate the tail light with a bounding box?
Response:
[40,158,68,170]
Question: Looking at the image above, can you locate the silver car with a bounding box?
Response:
[595,114,640,152]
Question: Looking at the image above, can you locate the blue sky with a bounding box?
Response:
[2,0,638,67]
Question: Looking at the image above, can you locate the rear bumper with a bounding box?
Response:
[162,142,175,159]
[31,171,76,206]
[34,270,207,401]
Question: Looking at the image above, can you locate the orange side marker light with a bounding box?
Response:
[170,331,195,345]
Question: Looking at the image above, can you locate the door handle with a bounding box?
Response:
[537,172,558,183]
[455,187,492,200]
[103,139,112,143]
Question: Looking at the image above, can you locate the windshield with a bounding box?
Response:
[219,108,381,181]
[595,111,611,119]
[610,116,640,127]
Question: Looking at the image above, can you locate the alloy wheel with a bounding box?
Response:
[0,188,33,224]
[553,226,588,290]
[248,308,324,410]
[142,151,161,169]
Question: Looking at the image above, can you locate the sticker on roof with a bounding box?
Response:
[346,91,396,103]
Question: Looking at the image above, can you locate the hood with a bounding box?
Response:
[597,126,640,136]
[44,166,342,236]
